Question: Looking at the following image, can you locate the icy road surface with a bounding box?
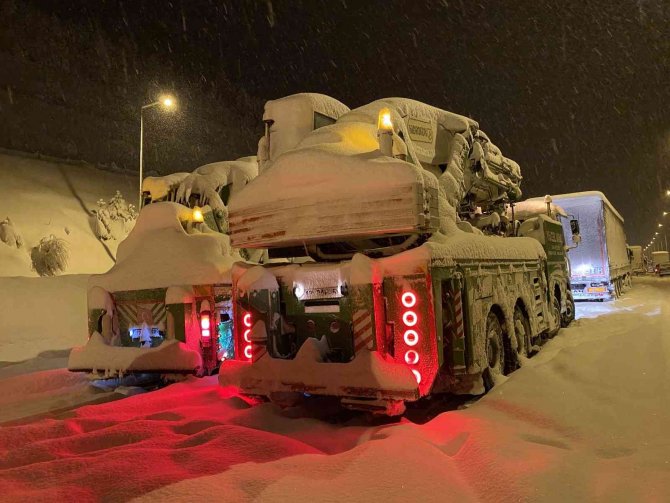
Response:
[0,277,669,502]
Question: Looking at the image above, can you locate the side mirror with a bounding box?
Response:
[570,219,580,235]
[572,234,582,245]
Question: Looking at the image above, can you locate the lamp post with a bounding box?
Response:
[139,96,175,208]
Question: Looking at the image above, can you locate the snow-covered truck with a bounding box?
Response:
[627,245,644,275]
[652,250,670,277]
[550,192,631,300]
[68,158,262,377]
[219,94,576,415]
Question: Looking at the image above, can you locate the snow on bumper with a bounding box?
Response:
[218,338,420,401]
[68,333,202,374]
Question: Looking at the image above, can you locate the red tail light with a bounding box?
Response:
[200,311,211,339]
[241,310,253,360]
[400,290,421,384]
[199,310,212,348]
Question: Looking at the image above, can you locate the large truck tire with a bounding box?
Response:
[483,311,505,391]
[561,291,575,327]
[550,295,561,335]
[508,305,530,373]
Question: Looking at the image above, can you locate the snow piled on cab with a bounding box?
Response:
[142,172,189,201]
[90,202,237,293]
[509,199,568,220]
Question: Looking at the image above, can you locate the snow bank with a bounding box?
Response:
[2,279,669,501]
[0,274,88,362]
[219,337,418,399]
[0,367,111,424]
[0,152,137,276]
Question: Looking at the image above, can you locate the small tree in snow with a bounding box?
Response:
[31,235,69,276]
[0,217,24,249]
[94,191,138,241]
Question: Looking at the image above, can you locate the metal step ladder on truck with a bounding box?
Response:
[219,94,578,415]
[546,192,631,300]
[68,157,266,378]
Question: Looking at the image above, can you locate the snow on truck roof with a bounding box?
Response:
[262,93,350,122]
[530,191,624,223]
[509,199,568,220]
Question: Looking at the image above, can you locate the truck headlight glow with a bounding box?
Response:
[411,369,422,384]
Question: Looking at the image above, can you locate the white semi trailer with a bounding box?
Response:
[627,245,644,275]
[550,192,630,300]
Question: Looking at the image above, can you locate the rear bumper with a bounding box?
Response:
[218,338,420,402]
[68,333,202,375]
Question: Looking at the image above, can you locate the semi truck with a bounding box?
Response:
[219,94,576,415]
[627,245,644,275]
[548,192,630,300]
[651,250,670,277]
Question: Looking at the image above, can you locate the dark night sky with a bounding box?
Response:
[5,0,670,245]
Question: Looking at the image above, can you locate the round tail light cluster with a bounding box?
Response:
[401,291,421,384]
[242,311,253,360]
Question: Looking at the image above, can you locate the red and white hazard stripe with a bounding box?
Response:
[454,290,464,339]
[252,342,267,362]
[353,309,374,352]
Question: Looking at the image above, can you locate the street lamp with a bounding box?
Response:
[139,95,176,208]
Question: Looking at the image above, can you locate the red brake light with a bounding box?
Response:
[200,311,211,340]
[240,310,253,361]
[401,290,421,384]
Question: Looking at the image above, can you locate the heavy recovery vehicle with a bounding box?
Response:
[219,93,577,415]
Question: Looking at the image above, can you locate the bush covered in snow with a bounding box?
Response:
[30,235,69,276]
[0,217,24,249]
[94,191,137,241]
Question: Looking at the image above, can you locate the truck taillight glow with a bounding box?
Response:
[403,329,418,346]
[401,290,421,384]
[200,312,211,339]
[242,311,252,360]
[402,311,417,326]
[401,292,416,308]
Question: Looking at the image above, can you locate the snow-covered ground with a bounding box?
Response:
[0,152,137,277]
[0,275,89,362]
[0,276,668,501]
